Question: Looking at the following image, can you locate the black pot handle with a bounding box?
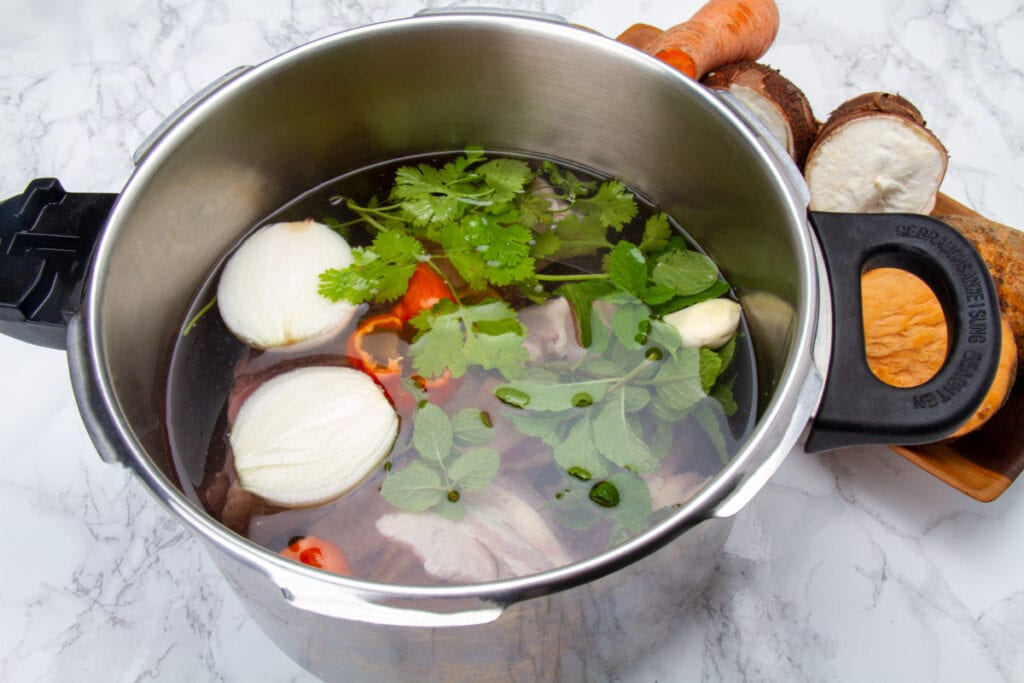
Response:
[805,211,1002,452]
[0,178,116,350]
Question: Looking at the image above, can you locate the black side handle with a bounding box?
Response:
[805,211,1002,453]
[0,179,116,350]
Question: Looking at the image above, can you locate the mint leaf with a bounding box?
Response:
[548,213,613,259]
[556,280,616,348]
[699,348,723,392]
[639,213,672,253]
[592,389,659,474]
[652,279,731,316]
[552,417,609,479]
[381,463,445,512]
[451,408,495,446]
[649,347,705,421]
[495,374,613,412]
[606,471,653,533]
[610,300,651,350]
[412,403,454,467]
[651,249,720,296]
[608,241,648,296]
[448,448,500,490]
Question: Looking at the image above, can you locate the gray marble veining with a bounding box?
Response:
[1,1,1023,681]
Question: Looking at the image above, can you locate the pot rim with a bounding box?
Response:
[77,13,823,606]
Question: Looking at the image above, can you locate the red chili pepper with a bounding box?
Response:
[346,313,405,378]
[281,535,352,576]
[392,262,456,321]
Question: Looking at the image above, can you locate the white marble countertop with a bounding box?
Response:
[2,1,1023,681]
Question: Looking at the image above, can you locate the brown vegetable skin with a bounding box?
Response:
[702,61,818,168]
[805,92,949,213]
[616,23,664,49]
[861,267,1017,438]
[641,0,780,79]
[935,212,1024,374]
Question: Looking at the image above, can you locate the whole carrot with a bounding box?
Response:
[641,0,780,79]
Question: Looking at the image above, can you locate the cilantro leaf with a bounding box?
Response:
[317,229,424,304]
[542,160,597,199]
[477,158,533,205]
[438,213,536,290]
[576,180,638,230]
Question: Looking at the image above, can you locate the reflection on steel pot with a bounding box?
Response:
[0,11,1002,681]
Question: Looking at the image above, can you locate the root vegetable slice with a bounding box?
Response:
[861,267,1016,438]
[934,213,1024,374]
[231,366,398,508]
[702,61,818,168]
[217,219,357,350]
[805,92,948,213]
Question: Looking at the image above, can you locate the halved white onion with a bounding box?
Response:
[663,298,742,349]
[231,366,398,508]
[217,220,357,350]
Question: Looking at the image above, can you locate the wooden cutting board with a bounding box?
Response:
[886,193,1023,501]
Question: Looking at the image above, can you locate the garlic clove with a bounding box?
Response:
[230,366,398,508]
[663,298,742,349]
[217,220,357,350]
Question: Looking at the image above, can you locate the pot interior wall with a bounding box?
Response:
[92,17,805,491]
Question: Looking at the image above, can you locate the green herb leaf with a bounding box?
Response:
[411,403,454,467]
[555,280,616,347]
[651,249,720,296]
[410,300,528,380]
[607,241,648,296]
[495,372,613,412]
[380,463,445,512]
[547,213,613,259]
[552,417,610,479]
[577,180,638,230]
[638,213,672,253]
[477,158,533,204]
[606,471,653,533]
[610,300,652,350]
[448,448,501,490]
[451,408,495,446]
[592,389,659,474]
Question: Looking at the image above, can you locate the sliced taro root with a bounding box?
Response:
[804,92,949,213]
[701,61,818,168]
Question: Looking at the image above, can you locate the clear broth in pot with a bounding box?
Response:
[165,150,757,585]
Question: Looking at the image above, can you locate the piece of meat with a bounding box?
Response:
[375,478,575,583]
[519,296,585,364]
